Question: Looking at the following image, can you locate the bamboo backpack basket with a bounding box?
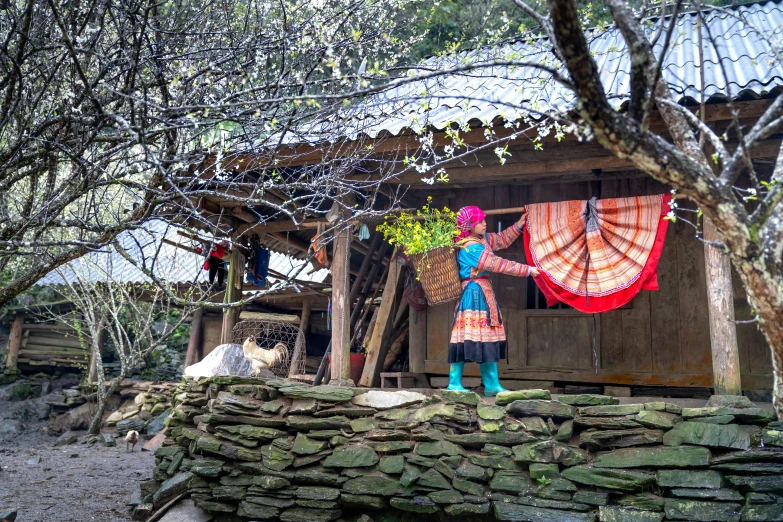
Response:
[408,245,463,306]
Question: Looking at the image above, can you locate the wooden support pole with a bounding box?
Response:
[289,297,311,378]
[408,306,426,374]
[5,314,25,371]
[185,308,204,368]
[359,254,405,387]
[704,218,742,395]
[330,222,352,385]
[221,247,244,344]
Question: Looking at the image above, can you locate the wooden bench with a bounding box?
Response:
[380,372,428,389]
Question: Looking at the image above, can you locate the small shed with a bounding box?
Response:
[3,219,330,378]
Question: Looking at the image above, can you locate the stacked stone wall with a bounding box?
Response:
[137,376,783,522]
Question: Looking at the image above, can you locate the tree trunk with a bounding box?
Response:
[88,390,107,435]
[733,258,783,418]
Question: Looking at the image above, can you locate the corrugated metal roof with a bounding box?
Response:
[36,220,329,287]
[287,0,783,143]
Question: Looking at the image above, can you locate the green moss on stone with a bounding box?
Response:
[495,389,552,405]
[593,445,711,468]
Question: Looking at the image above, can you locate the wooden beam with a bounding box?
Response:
[162,238,201,255]
[359,256,404,387]
[232,207,259,223]
[704,218,742,395]
[5,314,25,371]
[268,232,311,254]
[237,217,324,235]
[238,311,300,323]
[289,297,311,378]
[185,307,204,368]
[408,306,426,374]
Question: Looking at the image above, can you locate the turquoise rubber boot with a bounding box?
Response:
[480,362,507,397]
[446,362,469,392]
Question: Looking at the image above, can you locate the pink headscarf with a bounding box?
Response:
[456,206,486,241]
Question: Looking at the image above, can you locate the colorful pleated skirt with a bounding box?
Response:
[448,279,506,363]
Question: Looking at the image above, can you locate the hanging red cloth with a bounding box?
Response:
[523,194,672,313]
[311,223,329,269]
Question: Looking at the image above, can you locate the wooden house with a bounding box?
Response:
[188,1,783,396]
[32,1,776,395]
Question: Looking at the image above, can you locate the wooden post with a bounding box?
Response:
[704,218,742,395]
[359,255,405,387]
[185,307,204,368]
[221,247,244,345]
[330,223,352,385]
[5,314,25,371]
[289,297,311,378]
[408,306,426,374]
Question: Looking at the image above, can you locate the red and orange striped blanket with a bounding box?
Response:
[523,194,671,313]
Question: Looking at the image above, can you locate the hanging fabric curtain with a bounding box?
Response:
[523,194,672,313]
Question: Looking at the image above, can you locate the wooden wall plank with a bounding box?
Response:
[578,315,598,371]
[675,205,713,374]
[597,178,624,371]
[616,178,652,371]
[426,303,452,364]
[552,315,582,369]
[526,316,553,368]
[621,293,653,371]
[409,306,427,373]
[505,308,525,368]
[600,309,624,370]
[202,316,224,357]
[650,204,682,373]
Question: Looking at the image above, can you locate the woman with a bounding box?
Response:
[448,206,539,396]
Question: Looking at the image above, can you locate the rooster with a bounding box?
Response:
[125,430,139,452]
[242,335,288,376]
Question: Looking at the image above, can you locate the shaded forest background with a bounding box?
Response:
[404,0,747,62]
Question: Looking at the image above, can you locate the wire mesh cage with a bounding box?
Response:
[231,320,306,378]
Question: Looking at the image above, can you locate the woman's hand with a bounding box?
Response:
[529,267,540,277]
[516,212,527,229]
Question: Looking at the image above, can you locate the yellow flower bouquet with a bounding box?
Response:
[376,198,463,305]
[375,198,458,256]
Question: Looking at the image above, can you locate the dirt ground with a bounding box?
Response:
[0,421,154,522]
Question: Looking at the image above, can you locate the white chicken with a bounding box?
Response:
[125,430,139,452]
[242,335,288,376]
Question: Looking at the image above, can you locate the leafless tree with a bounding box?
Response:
[48,245,198,434]
[0,0,417,308]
